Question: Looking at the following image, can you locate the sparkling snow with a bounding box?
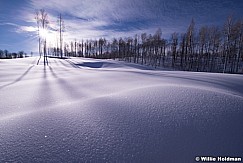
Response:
[0,57,243,162]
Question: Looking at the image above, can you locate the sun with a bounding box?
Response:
[39,28,48,39]
[38,28,56,45]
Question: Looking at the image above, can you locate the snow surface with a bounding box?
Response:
[0,57,243,162]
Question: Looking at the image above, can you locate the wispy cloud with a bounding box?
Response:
[9,0,242,53]
[0,21,37,35]
[17,26,37,33]
[24,0,174,43]
[0,22,19,27]
[22,0,243,41]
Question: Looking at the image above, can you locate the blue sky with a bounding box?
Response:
[0,0,243,54]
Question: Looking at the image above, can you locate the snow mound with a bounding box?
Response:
[0,57,243,162]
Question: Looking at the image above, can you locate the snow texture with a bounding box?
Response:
[0,57,243,162]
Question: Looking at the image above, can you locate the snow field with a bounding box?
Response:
[0,57,243,162]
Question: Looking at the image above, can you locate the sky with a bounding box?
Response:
[0,0,243,54]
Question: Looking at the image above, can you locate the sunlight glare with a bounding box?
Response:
[39,28,56,45]
[39,28,48,39]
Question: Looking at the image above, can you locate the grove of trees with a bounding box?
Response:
[33,9,243,74]
[44,15,243,74]
[0,50,27,59]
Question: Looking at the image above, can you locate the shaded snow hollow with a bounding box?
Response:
[0,57,243,162]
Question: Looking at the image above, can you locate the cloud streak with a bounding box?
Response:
[21,0,167,44]
[1,0,243,53]
[26,0,242,41]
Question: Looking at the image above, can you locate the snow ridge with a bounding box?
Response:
[0,57,243,162]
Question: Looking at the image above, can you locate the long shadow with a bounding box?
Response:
[53,60,60,66]
[43,66,47,79]
[58,60,75,69]
[63,59,81,69]
[48,66,56,77]
[48,56,70,59]
[46,56,49,66]
[49,58,243,97]
[63,59,237,93]
[37,56,41,65]
[74,61,121,69]
[55,60,79,75]
[31,57,38,65]
[66,60,152,70]
[48,66,83,99]
[122,62,156,70]
[34,66,55,108]
[37,56,49,66]
[61,59,155,70]
[0,65,35,90]
[99,68,243,97]
[76,62,104,68]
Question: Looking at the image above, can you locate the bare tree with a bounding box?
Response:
[171,32,178,68]
[35,9,49,66]
[61,15,242,74]
[35,10,41,63]
[58,14,65,58]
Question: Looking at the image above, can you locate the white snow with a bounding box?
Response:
[0,57,243,162]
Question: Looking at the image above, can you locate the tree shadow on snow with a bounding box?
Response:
[64,59,150,70]
[76,62,104,68]
[0,65,35,90]
[48,66,84,99]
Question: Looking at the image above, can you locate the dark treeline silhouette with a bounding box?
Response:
[49,16,243,74]
[36,11,242,74]
[0,50,28,59]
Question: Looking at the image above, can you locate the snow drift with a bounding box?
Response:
[0,57,243,162]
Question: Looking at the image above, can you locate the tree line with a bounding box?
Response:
[37,9,243,73]
[0,50,28,59]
